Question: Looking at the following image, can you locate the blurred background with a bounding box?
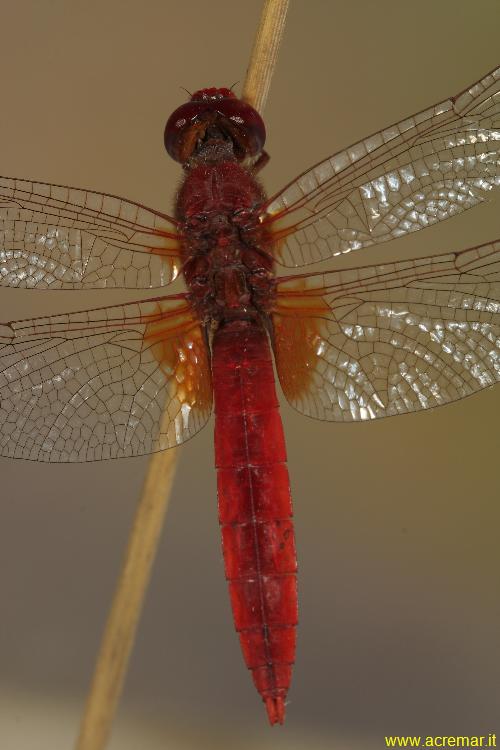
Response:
[0,1,499,748]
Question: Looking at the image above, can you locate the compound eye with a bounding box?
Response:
[215,98,266,159]
[164,101,209,162]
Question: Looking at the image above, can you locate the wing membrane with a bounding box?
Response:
[0,177,181,289]
[264,67,500,266]
[0,296,212,461]
[273,239,500,421]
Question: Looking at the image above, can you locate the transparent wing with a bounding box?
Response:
[272,239,500,421]
[0,177,182,289]
[0,296,212,461]
[264,67,500,267]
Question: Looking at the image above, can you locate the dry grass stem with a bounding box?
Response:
[242,0,290,113]
[75,445,177,750]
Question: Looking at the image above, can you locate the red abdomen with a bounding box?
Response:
[212,319,298,725]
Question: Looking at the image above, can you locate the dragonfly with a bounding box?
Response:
[0,65,499,725]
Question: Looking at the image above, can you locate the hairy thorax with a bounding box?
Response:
[175,147,275,325]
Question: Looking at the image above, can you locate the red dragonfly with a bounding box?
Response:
[0,66,499,725]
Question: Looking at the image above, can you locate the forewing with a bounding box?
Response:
[0,296,212,460]
[264,67,500,266]
[273,239,500,421]
[0,177,181,289]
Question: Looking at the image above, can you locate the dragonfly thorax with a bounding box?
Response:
[184,240,275,323]
[176,154,274,325]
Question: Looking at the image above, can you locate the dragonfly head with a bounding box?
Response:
[164,88,266,164]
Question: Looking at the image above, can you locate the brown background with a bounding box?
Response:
[0,1,499,748]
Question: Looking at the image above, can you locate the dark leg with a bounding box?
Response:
[250,150,270,174]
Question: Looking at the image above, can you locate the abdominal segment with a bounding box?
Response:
[212,318,298,725]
